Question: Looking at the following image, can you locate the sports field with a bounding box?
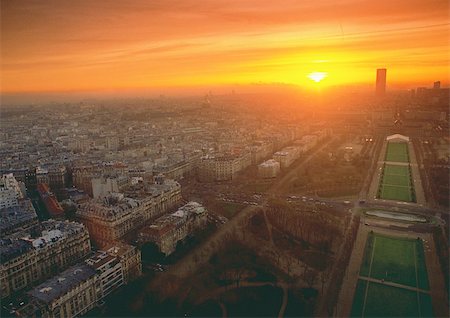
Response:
[351,233,433,317]
[378,164,415,202]
[385,142,409,163]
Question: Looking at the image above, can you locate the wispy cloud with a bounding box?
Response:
[1,0,449,92]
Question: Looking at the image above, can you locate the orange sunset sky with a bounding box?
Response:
[1,0,449,94]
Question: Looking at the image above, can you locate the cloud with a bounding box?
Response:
[1,0,449,92]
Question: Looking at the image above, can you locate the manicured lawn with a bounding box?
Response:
[360,233,429,289]
[370,235,417,287]
[351,280,433,317]
[380,184,412,202]
[351,233,433,317]
[378,164,414,202]
[364,282,419,317]
[382,174,410,187]
[384,164,409,176]
[385,142,409,163]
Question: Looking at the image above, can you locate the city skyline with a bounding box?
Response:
[1,0,449,96]
[0,1,449,317]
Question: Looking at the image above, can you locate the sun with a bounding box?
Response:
[308,72,327,83]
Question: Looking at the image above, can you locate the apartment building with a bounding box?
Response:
[138,201,208,255]
[258,159,281,178]
[0,199,38,236]
[198,153,251,182]
[18,264,100,318]
[77,177,181,248]
[0,173,24,209]
[1,220,91,299]
[85,251,123,298]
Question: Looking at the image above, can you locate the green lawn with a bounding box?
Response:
[351,281,433,317]
[380,184,413,202]
[351,233,433,317]
[384,164,409,176]
[360,233,429,289]
[370,235,418,288]
[364,282,419,317]
[385,142,409,163]
[382,174,410,187]
[378,164,414,202]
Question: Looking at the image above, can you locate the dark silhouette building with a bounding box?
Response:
[433,81,441,89]
[376,68,387,97]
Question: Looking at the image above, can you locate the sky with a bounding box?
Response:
[1,0,449,95]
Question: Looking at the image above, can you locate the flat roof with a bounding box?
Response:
[29,264,96,304]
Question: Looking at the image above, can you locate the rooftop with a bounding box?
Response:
[0,199,37,233]
[141,201,206,236]
[78,194,142,220]
[1,220,87,263]
[29,264,97,304]
[85,251,118,270]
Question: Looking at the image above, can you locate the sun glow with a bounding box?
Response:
[308,72,327,83]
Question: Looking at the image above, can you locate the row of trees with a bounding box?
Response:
[324,215,360,316]
[266,199,343,254]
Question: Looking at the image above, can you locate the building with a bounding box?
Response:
[433,81,441,89]
[197,153,251,182]
[1,220,91,299]
[0,173,24,209]
[376,68,387,97]
[138,201,208,256]
[78,178,181,248]
[92,175,129,199]
[77,194,150,248]
[273,146,300,169]
[37,183,64,218]
[104,242,142,283]
[258,159,281,178]
[17,242,142,318]
[85,251,124,298]
[20,264,99,318]
[72,163,129,198]
[122,175,182,217]
[249,141,274,165]
[72,166,96,197]
[153,159,195,181]
[386,134,410,142]
[0,199,38,236]
[36,166,67,193]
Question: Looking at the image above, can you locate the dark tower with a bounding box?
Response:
[376,68,387,97]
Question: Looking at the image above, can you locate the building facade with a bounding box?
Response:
[20,264,100,318]
[1,220,91,299]
[0,173,24,209]
[138,201,208,255]
[77,178,181,247]
[258,159,281,178]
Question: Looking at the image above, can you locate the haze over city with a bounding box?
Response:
[0,1,449,318]
[2,0,449,99]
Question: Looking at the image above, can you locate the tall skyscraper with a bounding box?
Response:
[376,68,387,97]
[433,81,441,89]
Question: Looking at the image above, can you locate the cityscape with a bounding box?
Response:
[1,1,449,318]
